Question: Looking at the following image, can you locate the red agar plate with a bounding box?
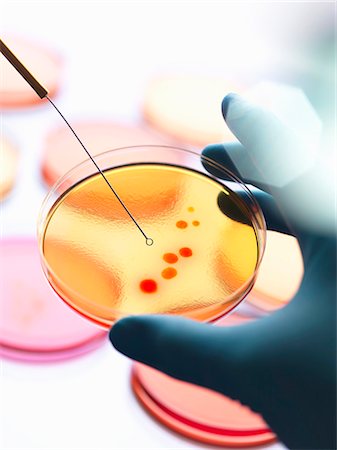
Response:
[41,122,178,187]
[131,315,276,447]
[0,239,106,362]
[0,35,62,109]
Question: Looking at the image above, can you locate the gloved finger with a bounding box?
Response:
[202,94,331,238]
[221,93,316,199]
[110,314,256,403]
[217,186,292,236]
[202,142,271,194]
[203,143,292,234]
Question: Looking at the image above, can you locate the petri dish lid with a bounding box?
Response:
[41,121,179,187]
[0,135,19,200]
[131,314,276,447]
[0,35,62,109]
[142,75,243,146]
[0,238,106,362]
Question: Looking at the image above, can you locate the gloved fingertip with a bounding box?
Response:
[222,93,240,120]
[202,142,241,179]
[109,316,141,355]
[202,143,221,156]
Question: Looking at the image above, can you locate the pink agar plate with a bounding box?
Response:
[0,239,106,362]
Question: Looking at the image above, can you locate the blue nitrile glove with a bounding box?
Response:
[110,94,336,450]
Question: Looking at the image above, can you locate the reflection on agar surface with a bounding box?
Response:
[41,122,178,187]
[132,314,276,447]
[142,76,243,146]
[0,35,62,108]
[40,163,261,328]
[0,135,19,200]
[0,239,106,362]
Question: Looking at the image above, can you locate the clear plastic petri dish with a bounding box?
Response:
[38,146,266,329]
[0,238,106,362]
[131,313,276,447]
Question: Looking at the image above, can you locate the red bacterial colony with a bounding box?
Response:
[140,209,197,293]
[176,220,188,229]
[179,247,193,257]
[163,253,178,264]
[140,279,158,293]
[161,267,177,279]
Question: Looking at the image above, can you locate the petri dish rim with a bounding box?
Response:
[131,366,276,447]
[37,145,266,327]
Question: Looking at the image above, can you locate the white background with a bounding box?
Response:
[1,1,333,449]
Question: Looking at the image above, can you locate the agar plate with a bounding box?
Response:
[38,146,266,328]
[0,239,106,362]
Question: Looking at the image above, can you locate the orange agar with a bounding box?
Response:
[163,253,178,264]
[140,279,158,293]
[179,247,192,257]
[187,206,195,212]
[176,220,188,229]
[192,220,200,227]
[161,268,177,279]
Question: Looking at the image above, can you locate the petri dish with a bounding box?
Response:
[38,146,266,329]
[131,314,276,447]
[0,135,19,200]
[41,122,178,187]
[248,230,304,312]
[142,76,243,146]
[0,35,62,109]
[0,238,106,362]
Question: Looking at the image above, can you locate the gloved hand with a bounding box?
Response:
[110,93,336,450]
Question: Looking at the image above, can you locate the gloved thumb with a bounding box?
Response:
[110,314,261,407]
